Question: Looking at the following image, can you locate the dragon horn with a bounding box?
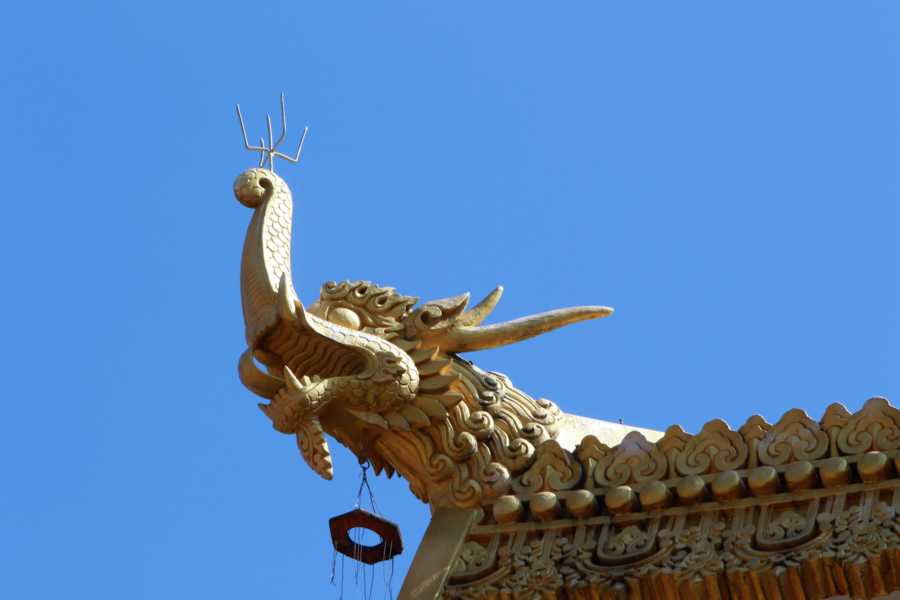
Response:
[436,305,614,353]
[282,365,304,391]
[457,286,504,326]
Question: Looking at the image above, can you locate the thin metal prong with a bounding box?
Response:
[266,114,275,171]
[236,95,308,172]
[273,92,287,150]
[273,126,309,163]
[236,104,265,151]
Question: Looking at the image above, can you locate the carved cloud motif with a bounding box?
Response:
[592,431,667,487]
[757,408,829,466]
[675,419,749,476]
[513,440,583,494]
[835,397,900,455]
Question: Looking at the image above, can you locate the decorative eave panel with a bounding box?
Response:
[443,398,900,600]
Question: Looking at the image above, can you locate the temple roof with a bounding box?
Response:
[228,164,900,600]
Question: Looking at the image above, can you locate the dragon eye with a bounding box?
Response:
[329,307,361,330]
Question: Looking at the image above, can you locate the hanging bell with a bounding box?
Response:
[329,508,403,565]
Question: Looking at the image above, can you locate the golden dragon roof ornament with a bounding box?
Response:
[231,97,900,600]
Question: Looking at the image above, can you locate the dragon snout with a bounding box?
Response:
[234,168,276,208]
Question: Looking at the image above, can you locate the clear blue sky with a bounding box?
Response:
[2,2,897,598]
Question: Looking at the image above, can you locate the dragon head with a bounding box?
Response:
[233,166,613,491]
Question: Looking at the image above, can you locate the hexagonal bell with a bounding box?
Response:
[329,508,403,565]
